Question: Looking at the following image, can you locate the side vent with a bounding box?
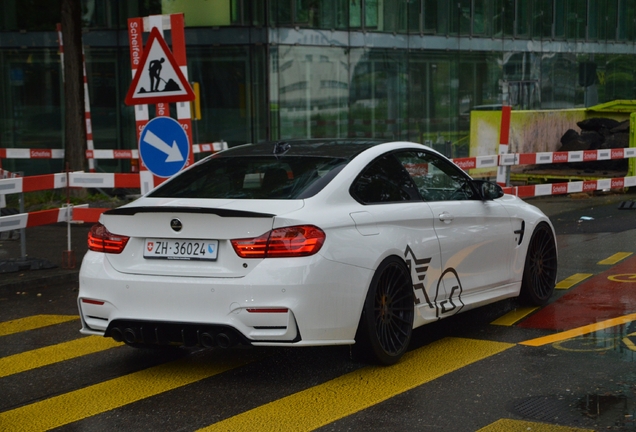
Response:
[514,220,525,245]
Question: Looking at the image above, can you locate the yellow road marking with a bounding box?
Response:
[624,332,636,352]
[553,335,619,352]
[520,312,636,347]
[0,350,262,431]
[608,273,636,283]
[598,252,633,265]
[477,418,593,431]
[555,273,593,290]
[491,307,538,326]
[0,315,78,337]
[198,338,513,432]
[0,336,121,378]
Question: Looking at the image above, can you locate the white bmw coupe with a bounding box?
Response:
[78,140,557,365]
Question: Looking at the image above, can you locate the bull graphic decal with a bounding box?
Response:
[436,268,465,318]
[404,245,433,307]
[404,246,464,319]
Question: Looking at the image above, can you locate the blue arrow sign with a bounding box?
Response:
[139,117,190,178]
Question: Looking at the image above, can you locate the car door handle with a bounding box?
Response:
[439,212,454,223]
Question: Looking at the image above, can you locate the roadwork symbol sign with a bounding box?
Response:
[139,116,190,178]
[125,27,195,106]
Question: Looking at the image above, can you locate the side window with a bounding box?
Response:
[350,154,421,204]
[395,151,477,201]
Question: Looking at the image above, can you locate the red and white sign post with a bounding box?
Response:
[57,23,96,173]
[496,105,512,187]
[126,14,195,194]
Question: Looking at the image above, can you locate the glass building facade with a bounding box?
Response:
[2,0,636,174]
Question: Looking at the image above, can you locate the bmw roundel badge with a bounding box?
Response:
[170,218,183,232]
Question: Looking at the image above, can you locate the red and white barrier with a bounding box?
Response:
[4,174,635,234]
[2,167,634,204]
[0,173,67,194]
[503,176,636,198]
[1,143,629,169]
[0,204,112,233]
[68,172,140,189]
[0,204,87,233]
[84,141,227,160]
[0,145,634,197]
[449,147,636,170]
[0,172,140,194]
[0,141,227,161]
[513,147,636,165]
[0,144,634,209]
[0,149,65,159]
[0,168,20,179]
[0,141,228,195]
[72,206,109,223]
[0,168,20,208]
[192,142,228,154]
[86,149,139,160]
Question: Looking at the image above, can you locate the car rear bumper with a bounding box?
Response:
[78,250,373,346]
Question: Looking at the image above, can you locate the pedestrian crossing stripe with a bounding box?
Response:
[0,313,621,430]
[0,336,121,378]
[477,418,593,431]
[0,315,77,337]
[555,273,593,290]
[198,338,513,432]
[598,252,633,265]
[0,350,264,431]
[0,329,512,431]
[491,306,538,326]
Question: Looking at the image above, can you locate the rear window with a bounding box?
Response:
[148,156,348,199]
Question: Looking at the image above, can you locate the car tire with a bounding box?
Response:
[354,257,414,365]
[520,222,557,306]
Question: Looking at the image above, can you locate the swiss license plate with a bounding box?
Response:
[143,239,219,261]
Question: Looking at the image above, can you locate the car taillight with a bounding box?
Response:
[87,223,130,254]
[231,225,325,258]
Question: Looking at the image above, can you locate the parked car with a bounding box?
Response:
[78,139,557,365]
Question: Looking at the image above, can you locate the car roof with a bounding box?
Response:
[215,139,388,159]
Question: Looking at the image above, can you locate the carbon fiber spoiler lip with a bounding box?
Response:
[104,206,275,218]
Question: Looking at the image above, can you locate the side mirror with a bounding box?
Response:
[472,180,504,200]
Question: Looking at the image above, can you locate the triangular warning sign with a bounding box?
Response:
[125,27,195,106]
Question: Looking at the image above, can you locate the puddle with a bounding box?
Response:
[551,322,636,362]
[578,393,636,429]
[508,394,636,430]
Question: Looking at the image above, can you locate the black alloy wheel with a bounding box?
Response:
[520,222,558,306]
[355,257,414,365]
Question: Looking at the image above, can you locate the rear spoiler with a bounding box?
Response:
[104,206,275,218]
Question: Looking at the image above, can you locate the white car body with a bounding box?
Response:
[78,140,556,364]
